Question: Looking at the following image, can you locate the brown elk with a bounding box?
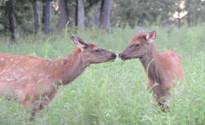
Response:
[119,31,184,111]
[0,35,116,120]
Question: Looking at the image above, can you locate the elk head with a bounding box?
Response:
[71,35,116,64]
[119,31,156,60]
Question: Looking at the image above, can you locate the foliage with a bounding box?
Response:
[186,0,205,25]
[0,24,205,124]
[0,0,205,36]
[113,0,177,27]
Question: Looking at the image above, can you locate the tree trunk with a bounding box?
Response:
[6,0,17,42]
[94,6,100,27]
[42,0,52,34]
[75,0,85,28]
[186,0,191,26]
[99,0,112,32]
[57,0,69,32]
[33,0,41,34]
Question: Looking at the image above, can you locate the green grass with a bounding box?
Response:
[0,24,205,125]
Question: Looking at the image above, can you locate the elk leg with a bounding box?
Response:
[147,79,157,92]
[24,92,56,121]
[29,108,39,121]
[147,79,153,92]
[152,84,171,112]
[22,99,41,121]
[29,101,47,121]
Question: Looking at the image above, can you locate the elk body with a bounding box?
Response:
[119,31,184,111]
[0,36,116,120]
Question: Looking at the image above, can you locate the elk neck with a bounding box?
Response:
[140,44,158,68]
[53,48,89,86]
[139,43,163,84]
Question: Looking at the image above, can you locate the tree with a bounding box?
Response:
[33,0,41,34]
[57,0,69,32]
[113,0,177,27]
[99,0,112,32]
[75,0,85,28]
[186,0,205,26]
[0,1,8,34]
[42,0,52,34]
[6,0,17,42]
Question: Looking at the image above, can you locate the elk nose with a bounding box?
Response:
[119,53,127,60]
[111,53,117,59]
[119,53,124,59]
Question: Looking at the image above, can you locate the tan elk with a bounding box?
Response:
[119,31,184,111]
[0,35,116,120]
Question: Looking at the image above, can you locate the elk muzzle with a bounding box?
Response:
[119,53,129,60]
[110,53,117,60]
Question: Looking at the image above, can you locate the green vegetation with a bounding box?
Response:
[0,25,205,125]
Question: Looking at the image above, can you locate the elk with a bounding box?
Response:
[119,31,184,111]
[0,35,116,120]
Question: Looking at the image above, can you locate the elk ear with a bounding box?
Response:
[146,31,156,43]
[70,35,88,51]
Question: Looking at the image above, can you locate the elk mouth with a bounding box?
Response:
[119,54,142,61]
[119,53,131,61]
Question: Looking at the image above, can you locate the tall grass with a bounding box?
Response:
[0,24,205,125]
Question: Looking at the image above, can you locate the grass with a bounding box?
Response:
[0,24,205,125]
